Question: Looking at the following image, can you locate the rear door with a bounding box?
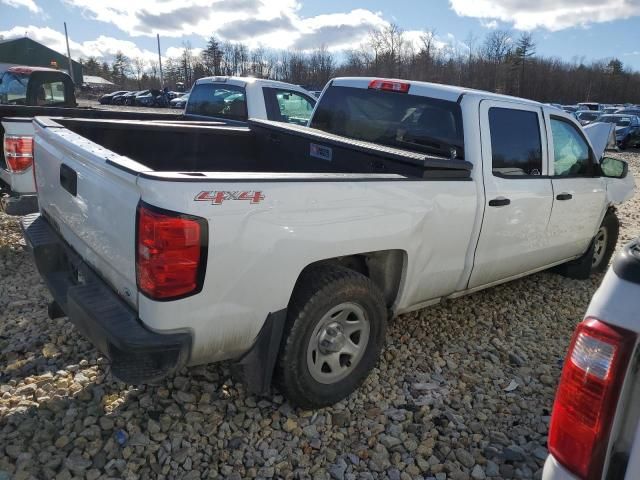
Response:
[469,100,555,288]
[33,119,143,308]
[544,112,607,262]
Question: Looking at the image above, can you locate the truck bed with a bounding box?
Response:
[47,117,473,179]
[0,104,182,166]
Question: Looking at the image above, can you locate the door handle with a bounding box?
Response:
[488,197,511,207]
[556,193,573,200]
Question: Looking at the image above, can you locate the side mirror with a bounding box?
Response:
[601,156,628,178]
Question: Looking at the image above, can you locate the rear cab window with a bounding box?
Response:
[37,80,66,105]
[310,85,464,159]
[185,83,247,121]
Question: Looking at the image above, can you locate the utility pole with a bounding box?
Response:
[157,34,164,89]
[63,22,74,83]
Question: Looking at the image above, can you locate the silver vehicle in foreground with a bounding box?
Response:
[544,239,640,480]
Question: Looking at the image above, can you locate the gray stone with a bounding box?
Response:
[471,465,486,480]
[503,445,525,462]
[455,448,475,468]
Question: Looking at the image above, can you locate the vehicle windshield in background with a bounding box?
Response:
[577,112,599,121]
[0,72,28,105]
[597,115,632,126]
[185,83,247,121]
[310,85,464,159]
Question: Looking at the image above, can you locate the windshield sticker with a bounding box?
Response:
[195,191,265,205]
[310,143,332,162]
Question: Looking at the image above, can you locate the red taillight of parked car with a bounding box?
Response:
[136,203,207,300]
[4,135,34,173]
[548,317,636,480]
[368,79,410,93]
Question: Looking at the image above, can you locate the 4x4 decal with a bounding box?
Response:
[195,191,265,205]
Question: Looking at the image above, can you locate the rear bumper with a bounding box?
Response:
[20,213,192,383]
[542,455,579,480]
[0,180,38,216]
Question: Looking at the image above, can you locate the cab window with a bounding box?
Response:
[263,88,316,125]
[550,118,592,176]
[489,107,542,176]
[185,83,247,121]
[36,81,67,105]
[0,73,27,105]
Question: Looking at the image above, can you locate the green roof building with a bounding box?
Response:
[0,37,83,85]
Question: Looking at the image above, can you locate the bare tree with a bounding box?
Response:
[132,57,146,89]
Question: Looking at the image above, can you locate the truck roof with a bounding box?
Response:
[331,77,542,106]
[7,65,62,75]
[194,76,310,92]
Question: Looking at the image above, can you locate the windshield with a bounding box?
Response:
[598,115,632,126]
[185,83,247,121]
[0,72,28,105]
[310,85,464,159]
[578,112,598,120]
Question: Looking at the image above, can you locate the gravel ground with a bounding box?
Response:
[1,150,639,480]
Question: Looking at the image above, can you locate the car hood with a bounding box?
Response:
[584,122,615,159]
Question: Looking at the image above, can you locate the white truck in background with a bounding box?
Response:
[543,239,640,480]
[1,76,316,215]
[20,77,634,408]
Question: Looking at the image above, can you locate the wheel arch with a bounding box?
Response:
[296,249,407,312]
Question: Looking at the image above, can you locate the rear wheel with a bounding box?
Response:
[275,265,387,409]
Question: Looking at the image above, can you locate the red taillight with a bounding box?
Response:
[136,203,207,300]
[4,135,34,173]
[548,318,636,479]
[368,79,410,93]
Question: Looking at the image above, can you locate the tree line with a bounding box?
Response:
[78,26,640,104]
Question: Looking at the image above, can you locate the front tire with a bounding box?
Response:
[591,212,619,273]
[555,210,619,279]
[275,265,387,409]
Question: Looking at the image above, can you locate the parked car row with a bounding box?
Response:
[98,89,183,108]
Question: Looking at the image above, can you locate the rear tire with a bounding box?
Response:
[275,265,387,409]
[555,210,619,279]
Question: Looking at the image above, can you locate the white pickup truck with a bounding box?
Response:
[1,76,316,215]
[21,77,634,408]
[543,239,640,480]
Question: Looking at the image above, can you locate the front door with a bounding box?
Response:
[545,113,607,262]
[469,100,555,289]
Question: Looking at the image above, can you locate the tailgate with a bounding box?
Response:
[33,118,145,308]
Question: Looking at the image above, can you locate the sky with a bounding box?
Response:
[1,0,639,70]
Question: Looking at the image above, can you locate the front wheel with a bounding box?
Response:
[275,265,387,409]
[591,212,619,273]
[555,211,619,279]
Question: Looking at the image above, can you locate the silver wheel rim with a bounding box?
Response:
[592,227,608,267]
[306,302,370,384]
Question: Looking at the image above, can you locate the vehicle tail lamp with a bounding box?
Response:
[4,135,34,173]
[136,203,207,300]
[368,79,410,93]
[548,317,636,479]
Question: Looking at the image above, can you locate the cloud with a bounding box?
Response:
[216,16,295,41]
[165,46,203,58]
[449,0,640,31]
[1,0,41,13]
[61,0,390,51]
